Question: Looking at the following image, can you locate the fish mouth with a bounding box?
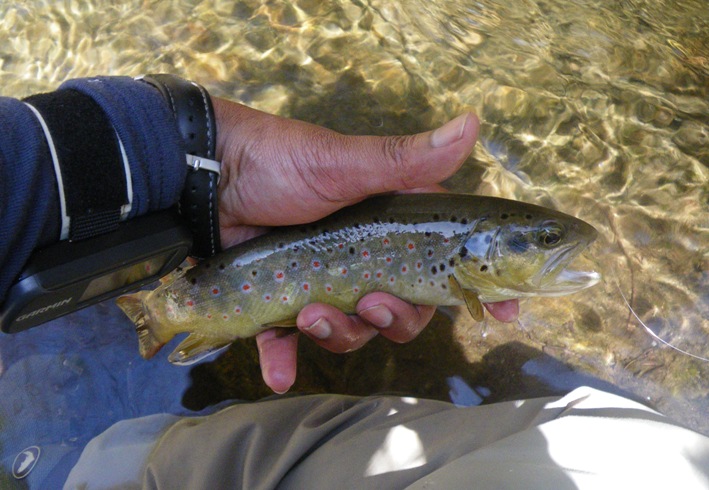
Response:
[533,243,600,296]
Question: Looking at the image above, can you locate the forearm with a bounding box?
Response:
[0,77,188,303]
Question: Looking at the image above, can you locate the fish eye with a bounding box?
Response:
[536,221,565,248]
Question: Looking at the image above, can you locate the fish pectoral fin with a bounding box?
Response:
[448,275,485,322]
[168,334,234,366]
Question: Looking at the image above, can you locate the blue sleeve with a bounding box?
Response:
[0,76,187,303]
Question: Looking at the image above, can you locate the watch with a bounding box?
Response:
[138,74,222,258]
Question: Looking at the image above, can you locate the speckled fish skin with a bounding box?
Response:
[117,194,600,364]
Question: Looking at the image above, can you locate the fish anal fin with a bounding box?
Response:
[448,276,485,321]
[168,334,234,366]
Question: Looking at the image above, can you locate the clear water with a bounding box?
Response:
[0,0,707,444]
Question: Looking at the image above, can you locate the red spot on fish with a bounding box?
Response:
[418,277,423,284]
[353,287,360,293]
[385,256,392,263]
[427,249,434,258]
[376,271,383,278]
[416,261,423,271]
[281,296,289,302]
[302,283,310,291]
[401,265,408,274]
[407,242,415,251]
[325,284,333,293]
[274,271,285,282]
[242,283,252,292]
[443,238,450,244]
[312,260,322,270]
[223,315,228,320]
[389,276,396,283]
[341,267,348,276]
[234,306,242,314]
[263,294,272,302]
[363,272,371,280]
[186,300,195,308]
[211,287,221,296]
[429,280,435,287]
[383,238,391,247]
[207,313,213,319]
[338,243,344,249]
[361,249,371,260]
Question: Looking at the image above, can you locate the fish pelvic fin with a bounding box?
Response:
[116,292,165,360]
[168,334,234,365]
[448,275,485,321]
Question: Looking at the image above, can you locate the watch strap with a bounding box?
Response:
[139,74,221,258]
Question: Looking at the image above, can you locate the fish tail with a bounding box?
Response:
[116,292,165,360]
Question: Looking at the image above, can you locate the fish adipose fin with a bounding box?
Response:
[116,292,166,359]
[168,334,233,365]
[448,276,485,321]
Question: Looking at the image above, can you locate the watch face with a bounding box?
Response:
[0,210,192,333]
[78,252,174,302]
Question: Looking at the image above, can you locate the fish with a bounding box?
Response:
[117,194,601,365]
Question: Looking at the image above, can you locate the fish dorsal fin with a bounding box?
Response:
[168,334,233,365]
[448,275,485,321]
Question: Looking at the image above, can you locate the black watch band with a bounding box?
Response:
[138,74,222,258]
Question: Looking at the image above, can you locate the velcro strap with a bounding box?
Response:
[24,89,128,241]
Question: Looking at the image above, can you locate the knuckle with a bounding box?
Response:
[381,135,417,189]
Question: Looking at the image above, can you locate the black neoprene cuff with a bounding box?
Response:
[138,74,222,259]
[23,89,129,241]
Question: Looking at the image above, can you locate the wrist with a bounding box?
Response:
[138,74,222,258]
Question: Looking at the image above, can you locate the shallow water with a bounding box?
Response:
[0,0,707,444]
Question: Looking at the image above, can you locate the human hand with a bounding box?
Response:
[212,98,519,393]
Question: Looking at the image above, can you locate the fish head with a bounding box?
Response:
[453,200,600,302]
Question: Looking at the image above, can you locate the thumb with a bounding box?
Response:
[305,113,480,202]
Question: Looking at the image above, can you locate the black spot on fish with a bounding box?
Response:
[389,217,395,224]
[203,262,211,269]
[291,262,298,268]
[501,213,509,220]
[349,246,355,255]
[450,216,457,222]
[219,264,225,270]
[278,242,285,249]
[190,278,197,285]
[496,269,503,276]
[425,231,432,237]
[525,214,533,220]
[449,258,455,267]
[441,283,447,290]
[433,213,440,220]
[439,263,446,272]
[459,248,468,259]
[251,270,258,277]
[480,265,488,272]
[460,218,468,225]
[326,247,333,253]
[431,266,438,275]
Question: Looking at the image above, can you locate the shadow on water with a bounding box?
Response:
[182,309,636,411]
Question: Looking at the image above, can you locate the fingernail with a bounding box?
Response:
[359,305,394,328]
[303,318,332,339]
[430,113,468,148]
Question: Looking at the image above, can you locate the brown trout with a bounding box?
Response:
[117,194,600,364]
